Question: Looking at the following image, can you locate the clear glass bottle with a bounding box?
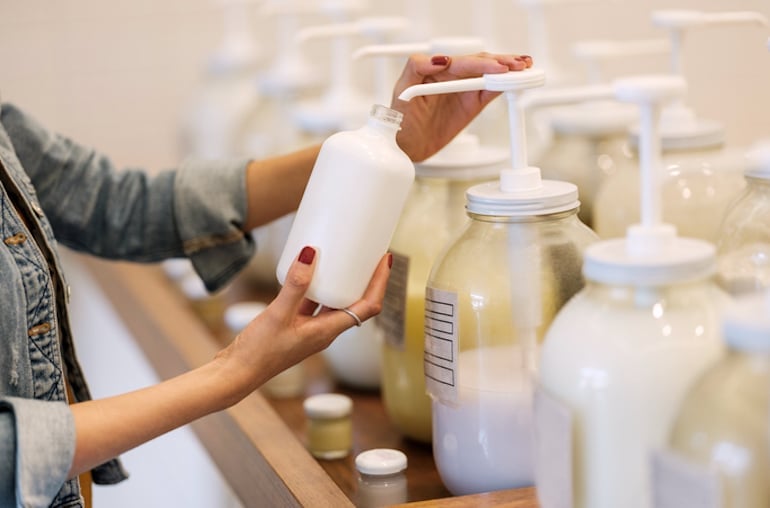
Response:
[593,131,746,243]
[716,142,770,295]
[664,291,770,508]
[426,179,596,496]
[378,135,506,443]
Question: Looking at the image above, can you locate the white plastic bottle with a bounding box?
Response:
[399,69,598,495]
[536,75,728,508]
[276,104,415,309]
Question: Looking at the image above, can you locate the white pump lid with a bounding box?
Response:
[356,36,507,180]
[722,290,770,353]
[207,0,263,75]
[633,9,770,152]
[355,448,408,476]
[583,75,716,286]
[544,38,670,136]
[399,69,580,217]
[744,141,770,180]
[293,16,409,133]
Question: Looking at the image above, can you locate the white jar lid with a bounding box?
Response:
[303,393,353,419]
[583,232,716,286]
[224,301,268,332]
[355,448,407,476]
[722,291,770,353]
[744,141,770,180]
[466,177,580,217]
[416,132,508,180]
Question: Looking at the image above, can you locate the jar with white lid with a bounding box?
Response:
[653,291,770,508]
[224,301,305,399]
[716,142,770,296]
[536,75,729,508]
[355,448,408,507]
[303,393,353,460]
[378,132,508,443]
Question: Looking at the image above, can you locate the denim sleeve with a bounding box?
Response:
[0,397,75,508]
[1,103,255,292]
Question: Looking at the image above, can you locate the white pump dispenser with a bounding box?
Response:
[593,10,768,242]
[180,0,263,159]
[292,17,409,136]
[536,75,728,508]
[399,69,597,494]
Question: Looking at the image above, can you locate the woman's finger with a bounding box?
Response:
[269,245,317,322]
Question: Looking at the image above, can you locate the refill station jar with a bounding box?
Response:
[378,134,507,442]
[655,291,770,508]
[717,143,770,295]
[303,393,353,459]
[536,76,728,508]
[399,69,597,495]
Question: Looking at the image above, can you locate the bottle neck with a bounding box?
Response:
[467,206,580,224]
[367,104,402,137]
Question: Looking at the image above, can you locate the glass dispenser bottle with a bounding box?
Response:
[399,69,597,494]
[655,290,770,508]
[717,142,770,295]
[355,36,506,441]
[536,75,728,508]
[592,10,768,242]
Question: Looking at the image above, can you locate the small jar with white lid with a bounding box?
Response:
[303,393,353,459]
[224,301,305,399]
[355,448,408,508]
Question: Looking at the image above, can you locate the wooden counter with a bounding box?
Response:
[83,256,539,507]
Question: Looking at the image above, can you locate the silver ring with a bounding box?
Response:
[340,307,363,327]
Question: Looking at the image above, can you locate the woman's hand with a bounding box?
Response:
[391,52,533,162]
[219,246,392,399]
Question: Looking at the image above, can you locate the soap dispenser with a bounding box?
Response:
[354,36,510,438]
[654,290,770,508]
[592,10,768,242]
[399,69,597,494]
[533,37,670,227]
[180,0,263,160]
[717,142,770,295]
[536,75,729,508]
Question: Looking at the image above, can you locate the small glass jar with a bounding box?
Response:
[355,448,408,508]
[303,393,353,460]
[664,291,770,508]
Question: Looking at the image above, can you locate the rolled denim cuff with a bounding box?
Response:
[174,158,255,292]
[0,397,75,507]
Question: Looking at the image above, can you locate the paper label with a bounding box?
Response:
[534,384,574,508]
[377,250,409,350]
[651,449,722,508]
[424,287,459,403]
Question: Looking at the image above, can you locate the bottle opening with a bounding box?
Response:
[370,104,403,126]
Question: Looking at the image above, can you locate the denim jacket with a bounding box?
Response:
[0,102,255,507]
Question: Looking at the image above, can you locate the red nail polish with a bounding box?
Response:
[387,253,393,269]
[299,246,316,265]
[431,55,450,66]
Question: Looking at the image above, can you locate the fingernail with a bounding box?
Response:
[521,55,533,64]
[299,246,316,265]
[387,253,393,269]
[431,55,450,66]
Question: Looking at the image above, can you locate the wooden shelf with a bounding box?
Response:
[83,255,539,507]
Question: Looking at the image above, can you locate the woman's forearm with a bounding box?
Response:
[66,355,250,479]
[244,144,321,230]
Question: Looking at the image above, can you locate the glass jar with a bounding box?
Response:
[662,291,770,508]
[355,448,408,508]
[303,393,353,460]
[538,270,729,508]
[426,188,596,495]
[716,144,770,295]
[378,139,506,443]
[593,143,746,242]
